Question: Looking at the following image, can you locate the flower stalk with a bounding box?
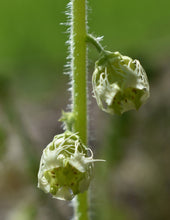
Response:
[71,0,89,219]
[86,34,105,54]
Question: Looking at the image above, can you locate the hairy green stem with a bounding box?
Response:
[86,34,105,53]
[71,0,89,219]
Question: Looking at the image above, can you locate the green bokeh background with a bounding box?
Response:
[0,0,170,220]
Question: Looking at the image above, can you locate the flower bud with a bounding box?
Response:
[38,131,95,200]
[92,51,150,115]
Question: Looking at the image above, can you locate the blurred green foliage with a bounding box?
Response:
[0,126,7,159]
[0,0,169,100]
[0,0,170,70]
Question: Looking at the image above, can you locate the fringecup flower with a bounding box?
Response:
[38,131,98,200]
[92,51,150,115]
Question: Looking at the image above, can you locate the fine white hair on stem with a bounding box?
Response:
[63,1,73,111]
[62,0,90,114]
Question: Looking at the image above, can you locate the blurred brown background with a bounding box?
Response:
[0,0,170,219]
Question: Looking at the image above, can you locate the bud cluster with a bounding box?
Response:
[38,131,95,200]
[92,51,150,115]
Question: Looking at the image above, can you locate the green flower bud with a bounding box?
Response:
[92,51,150,115]
[38,131,98,200]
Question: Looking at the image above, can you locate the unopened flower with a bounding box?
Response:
[92,51,150,115]
[38,131,100,200]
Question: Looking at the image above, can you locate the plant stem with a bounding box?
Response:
[86,34,105,53]
[71,0,89,220]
